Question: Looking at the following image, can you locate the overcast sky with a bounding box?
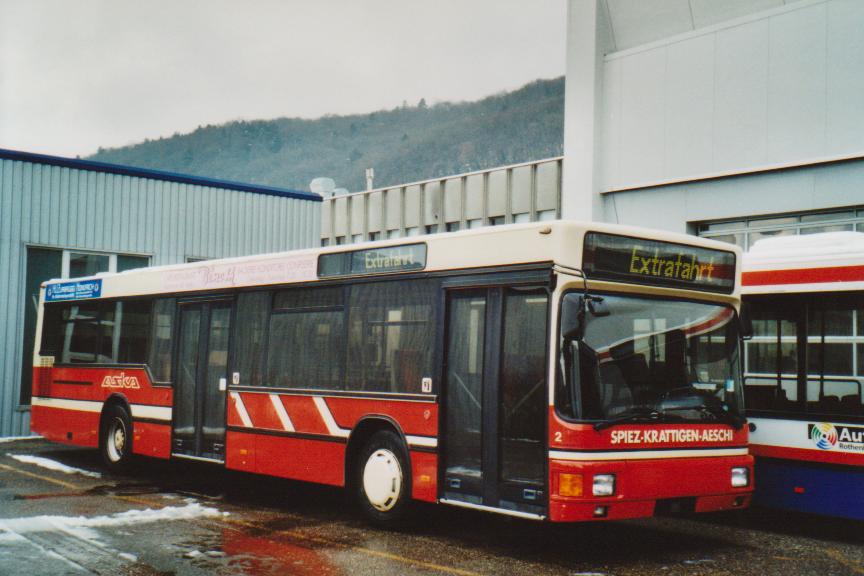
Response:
[0,0,565,158]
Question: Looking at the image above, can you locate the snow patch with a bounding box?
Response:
[7,454,101,478]
[0,436,42,443]
[0,503,226,536]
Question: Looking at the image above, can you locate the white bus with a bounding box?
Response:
[743,232,864,519]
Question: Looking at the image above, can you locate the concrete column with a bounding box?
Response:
[562,0,605,222]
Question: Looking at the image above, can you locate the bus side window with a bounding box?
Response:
[347,279,437,394]
[266,286,344,390]
[39,303,67,357]
[805,297,863,417]
[117,300,151,364]
[148,298,176,383]
[236,291,270,387]
[62,302,101,364]
[744,300,800,414]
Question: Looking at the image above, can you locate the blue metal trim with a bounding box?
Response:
[0,148,322,202]
[754,457,864,520]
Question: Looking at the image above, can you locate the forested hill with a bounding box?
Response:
[87,77,564,193]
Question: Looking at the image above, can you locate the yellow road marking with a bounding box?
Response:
[0,463,83,491]
[0,462,164,508]
[224,517,482,576]
[824,548,864,574]
[1,460,481,576]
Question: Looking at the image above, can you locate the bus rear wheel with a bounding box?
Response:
[354,430,412,526]
[100,404,133,471]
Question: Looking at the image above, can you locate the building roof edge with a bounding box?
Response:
[0,147,322,202]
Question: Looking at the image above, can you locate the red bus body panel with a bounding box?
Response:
[31,364,752,520]
[547,407,753,521]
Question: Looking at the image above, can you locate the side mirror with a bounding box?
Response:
[561,295,585,341]
[739,302,753,340]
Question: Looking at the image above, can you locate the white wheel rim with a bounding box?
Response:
[107,417,126,463]
[362,448,402,512]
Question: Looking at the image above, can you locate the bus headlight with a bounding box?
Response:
[592,474,616,496]
[731,467,749,488]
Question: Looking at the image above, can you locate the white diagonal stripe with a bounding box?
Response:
[312,396,349,438]
[230,392,253,428]
[269,394,295,432]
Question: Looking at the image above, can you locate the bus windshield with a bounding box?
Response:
[560,293,744,428]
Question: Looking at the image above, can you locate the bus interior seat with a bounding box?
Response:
[814,395,842,414]
[744,385,775,411]
[840,394,862,414]
[599,361,633,417]
[772,387,796,411]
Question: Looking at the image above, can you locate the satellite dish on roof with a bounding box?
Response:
[310,177,336,197]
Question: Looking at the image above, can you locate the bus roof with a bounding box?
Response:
[743,231,864,293]
[41,220,741,301]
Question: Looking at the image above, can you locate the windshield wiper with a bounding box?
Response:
[661,403,746,430]
[594,407,664,431]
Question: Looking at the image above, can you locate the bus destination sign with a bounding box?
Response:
[45,279,103,302]
[318,243,427,278]
[582,232,736,294]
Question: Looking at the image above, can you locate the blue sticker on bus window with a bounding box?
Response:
[45,279,102,302]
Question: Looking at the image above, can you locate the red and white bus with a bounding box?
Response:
[31,221,752,523]
[743,232,864,520]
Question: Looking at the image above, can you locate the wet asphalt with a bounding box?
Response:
[0,439,861,576]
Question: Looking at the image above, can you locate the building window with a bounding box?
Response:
[424,225,438,235]
[320,238,330,247]
[387,230,401,239]
[405,227,420,237]
[698,209,862,250]
[489,216,505,226]
[446,222,460,232]
[186,256,209,263]
[368,232,381,241]
[68,252,109,278]
[352,234,364,243]
[118,255,150,272]
[335,236,346,245]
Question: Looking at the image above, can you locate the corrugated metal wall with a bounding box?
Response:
[0,157,320,437]
[322,157,563,244]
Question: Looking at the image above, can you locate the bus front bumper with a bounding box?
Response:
[548,454,754,522]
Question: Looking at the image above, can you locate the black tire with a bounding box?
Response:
[100,404,133,471]
[353,430,412,526]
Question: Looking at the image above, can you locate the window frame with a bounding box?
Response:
[744,293,864,422]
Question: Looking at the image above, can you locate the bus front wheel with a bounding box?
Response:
[354,430,412,526]
[100,404,133,471]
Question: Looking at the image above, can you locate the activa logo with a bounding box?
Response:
[101,372,140,389]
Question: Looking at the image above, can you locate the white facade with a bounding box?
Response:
[564,0,864,239]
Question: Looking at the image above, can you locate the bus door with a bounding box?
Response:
[441,280,549,517]
[172,298,234,462]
